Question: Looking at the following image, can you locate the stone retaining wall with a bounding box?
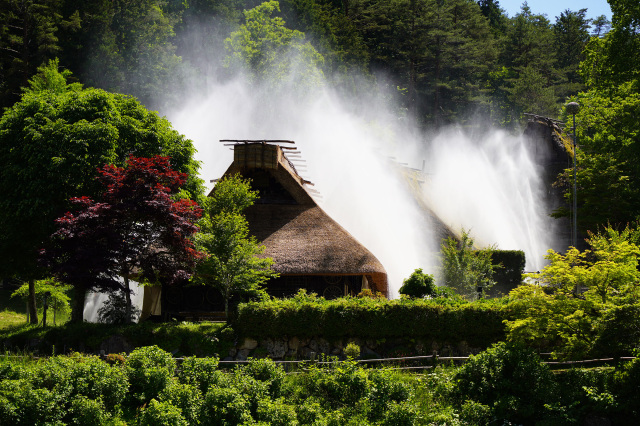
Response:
[226,336,482,361]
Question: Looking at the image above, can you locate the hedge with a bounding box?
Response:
[234,295,508,348]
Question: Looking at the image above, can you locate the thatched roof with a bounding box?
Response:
[212,141,388,294]
[244,204,387,276]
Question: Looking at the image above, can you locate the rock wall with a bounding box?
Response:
[227,336,484,361]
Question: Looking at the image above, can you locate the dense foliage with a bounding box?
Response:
[41,155,203,323]
[0,344,638,424]
[193,175,278,318]
[0,61,202,306]
[506,225,640,358]
[235,290,506,347]
[440,229,497,299]
[0,0,607,123]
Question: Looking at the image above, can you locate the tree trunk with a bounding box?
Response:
[71,285,86,323]
[124,275,132,323]
[224,295,229,321]
[28,278,38,325]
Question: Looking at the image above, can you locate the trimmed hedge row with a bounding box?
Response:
[235,296,508,348]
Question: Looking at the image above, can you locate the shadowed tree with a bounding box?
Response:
[41,156,203,323]
[0,60,202,323]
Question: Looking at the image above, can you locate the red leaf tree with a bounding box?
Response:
[41,155,203,323]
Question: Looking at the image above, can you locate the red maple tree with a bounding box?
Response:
[41,155,203,323]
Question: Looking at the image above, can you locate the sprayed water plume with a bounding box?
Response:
[159,22,558,295]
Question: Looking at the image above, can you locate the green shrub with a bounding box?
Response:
[200,386,253,426]
[459,400,492,425]
[343,341,360,359]
[255,397,297,425]
[367,368,412,420]
[158,381,202,425]
[303,360,369,408]
[243,357,285,397]
[399,269,437,298]
[614,357,640,421]
[139,399,188,426]
[381,401,419,426]
[550,367,616,423]
[490,250,525,296]
[59,353,128,411]
[67,395,108,426]
[0,380,66,425]
[296,398,326,425]
[453,341,555,424]
[177,356,221,394]
[126,345,176,405]
[235,296,506,348]
[592,304,640,357]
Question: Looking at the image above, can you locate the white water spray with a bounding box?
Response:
[157,26,558,296]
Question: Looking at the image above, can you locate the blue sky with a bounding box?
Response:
[498,0,612,21]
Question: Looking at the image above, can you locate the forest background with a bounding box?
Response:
[0,0,610,127]
[3,0,637,236]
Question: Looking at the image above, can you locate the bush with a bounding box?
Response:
[453,341,555,424]
[67,395,108,426]
[367,368,412,421]
[158,381,202,425]
[0,380,66,425]
[139,399,188,426]
[57,353,128,411]
[255,397,297,425]
[381,401,419,426]
[343,342,360,359]
[200,386,253,426]
[242,358,285,397]
[177,356,221,394]
[303,360,369,408]
[399,269,437,298]
[235,296,506,348]
[614,357,640,421]
[126,345,176,405]
[489,250,525,297]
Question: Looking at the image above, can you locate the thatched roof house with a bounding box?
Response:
[213,140,389,298]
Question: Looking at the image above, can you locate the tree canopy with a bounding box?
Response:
[41,155,203,323]
[193,175,277,318]
[0,60,203,285]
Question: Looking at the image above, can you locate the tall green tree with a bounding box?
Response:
[553,9,591,99]
[193,175,277,319]
[0,0,79,108]
[440,229,496,299]
[499,3,558,118]
[224,0,325,92]
[554,1,640,233]
[0,60,202,321]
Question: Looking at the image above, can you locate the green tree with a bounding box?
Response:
[553,9,591,99]
[0,0,80,108]
[224,0,325,92]
[11,277,71,325]
[500,3,558,118]
[439,229,496,299]
[506,226,640,358]
[193,175,278,319]
[0,60,202,322]
[399,268,437,298]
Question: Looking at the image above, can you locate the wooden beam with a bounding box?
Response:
[219,139,295,144]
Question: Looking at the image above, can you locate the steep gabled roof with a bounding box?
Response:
[212,141,388,294]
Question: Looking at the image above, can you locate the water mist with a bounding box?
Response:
[163,32,556,297]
